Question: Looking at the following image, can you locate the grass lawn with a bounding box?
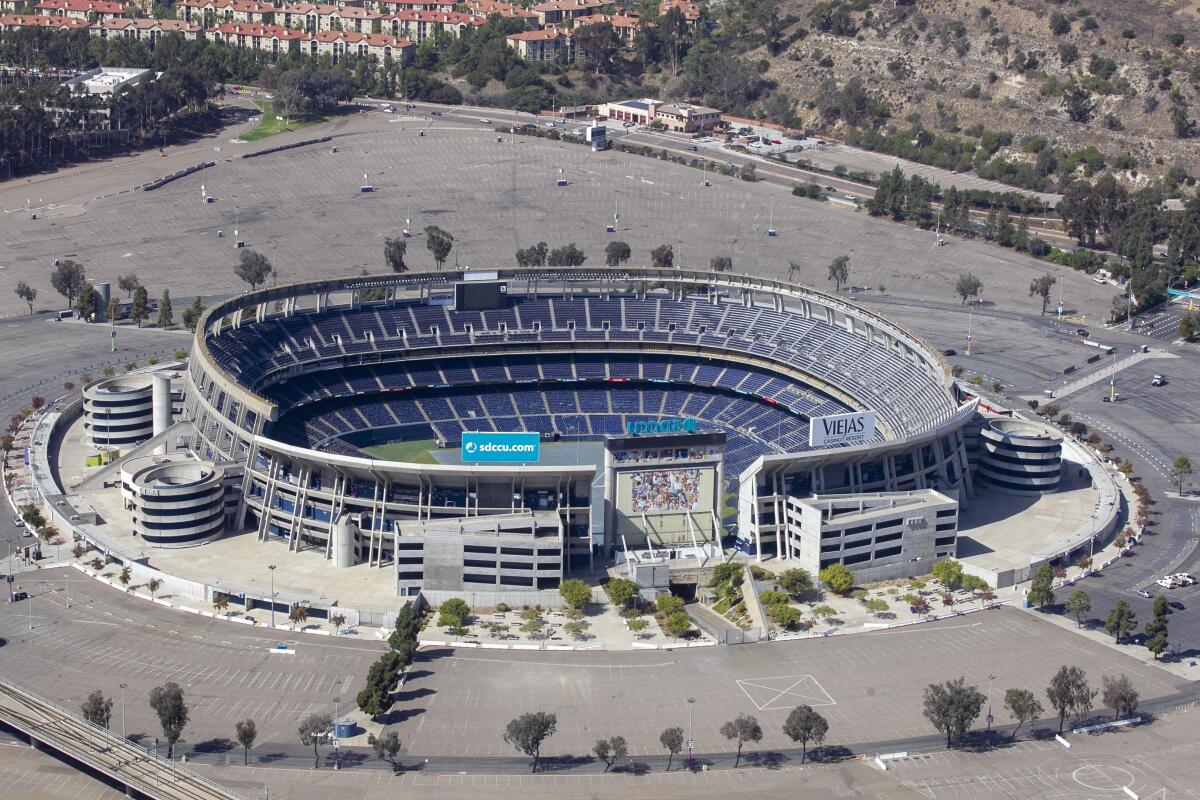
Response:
[363,438,439,464]
[240,101,325,142]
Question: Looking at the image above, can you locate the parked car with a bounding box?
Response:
[405,103,416,109]
[1135,588,1154,599]
[1075,328,1089,337]
[623,121,636,127]
[686,145,698,151]
[430,110,442,116]
[11,591,27,602]
[1156,577,1177,589]
[1151,375,1166,386]
[381,105,395,113]
[825,186,835,192]
[10,515,20,527]
[1172,573,1195,585]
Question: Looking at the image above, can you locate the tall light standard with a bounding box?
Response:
[268,565,276,628]
[985,672,996,744]
[120,683,127,740]
[686,697,695,769]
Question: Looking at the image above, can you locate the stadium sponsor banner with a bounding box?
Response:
[461,431,541,463]
[624,418,698,436]
[809,410,877,447]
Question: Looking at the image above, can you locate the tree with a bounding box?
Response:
[548,243,587,267]
[719,714,762,767]
[424,225,454,269]
[298,712,333,768]
[627,618,649,638]
[606,577,638,607]
[1144,604,1169,661]
[1029,275,1057,315]
[955,273,982,305]
[51,260,86,308]
[864,598,890,618]
[666,611,692,639]
[146,578,162,599]
[710,256,733,273]
[76,281,96,321]
[503,712,557,773]
[289,605,309,629]
[1046,666,1095,732]
[592,735,628,772]
[369,730,402,772]
[923,677,986,748]
[148,682,189,758]
[118,566,131,587]
[330,613,346,634]
[778,568,813,596]
[118,273,140,298]
[1171,455,1192,495]
[129,285,149,328]
[782,705,828,763]
[768,603,803,629]
[182,297,205,332]
[1101,675,1139,719]
[826,255,850,292]
[604,241,631,267]
[931,559,963,589]
[1105,601,1137,642]
[235,719,257,765]
[575,21,621,76]
[15,281,37,314]
[656,594,685,616]
[1065,590,1091,628]
[558,578,592,609]
[212,593,230,614]
[1004,688,1043,741]
[1028,564,1055,609]
[650,244,674,269]
[384,237,407,273]
[81,690,113,729]
[157,289,174,328]
[659,726,684,771]
[515,242,548,268]
[437,598,470,628]
[819,563,854,595]
[234,249,272,290]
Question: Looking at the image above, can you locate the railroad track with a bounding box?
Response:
[0,678,244,800]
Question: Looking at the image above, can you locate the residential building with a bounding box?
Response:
[659,0,699,23]
[0,12,90,31]
[92,17,204,41]
[380,10,484,44]
[506,24,572,63]
[207,22,307,54]
[35,0,125,21]
[572,12,638,47]
[529,0,603,26]
[463,0,536,25]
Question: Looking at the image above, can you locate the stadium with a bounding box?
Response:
[175,266,976,596]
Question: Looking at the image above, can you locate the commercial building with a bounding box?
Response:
[597,98,723,132]
[61,66,154,96]
[781,490,959,583]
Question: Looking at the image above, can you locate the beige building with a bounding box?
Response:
[654,101,722,133]
[506,25,572,63]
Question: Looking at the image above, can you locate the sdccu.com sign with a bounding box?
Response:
[461,431,541,463]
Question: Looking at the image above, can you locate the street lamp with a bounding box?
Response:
[985,673,996,744]
[686,697,695,769]
[120,683,127,741]
[268,565,276,628]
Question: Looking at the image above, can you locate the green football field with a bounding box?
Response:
[361,438,440,464]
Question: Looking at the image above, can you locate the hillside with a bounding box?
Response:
[723,0,1200,184]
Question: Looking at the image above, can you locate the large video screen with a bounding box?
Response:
[629,468,703,514]
[454,281,507,311]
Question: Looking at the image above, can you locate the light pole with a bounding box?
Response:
[268,565,276,628]
[686,697,695,769]
[120,683,127,741]
[966,302,974,356]
[332,696,340,769]
[985,672,995,745]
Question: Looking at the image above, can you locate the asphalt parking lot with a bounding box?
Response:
[0,112,1116,322]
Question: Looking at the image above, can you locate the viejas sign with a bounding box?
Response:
[808,410,877,447]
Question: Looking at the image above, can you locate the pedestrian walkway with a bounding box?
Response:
[0,677,245,800]
[1024,350,1177,403]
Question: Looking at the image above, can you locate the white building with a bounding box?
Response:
[62,66,154,95]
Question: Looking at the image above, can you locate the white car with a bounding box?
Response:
[381,105,395,113]
[479,118,491,124]
[1155,577,1177,589]
[1172,573,1195,585]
